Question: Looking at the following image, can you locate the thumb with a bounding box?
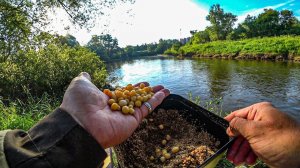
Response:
[78,72,91,81]
[228,117,254,138]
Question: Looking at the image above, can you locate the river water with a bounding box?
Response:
[107,56,300,121]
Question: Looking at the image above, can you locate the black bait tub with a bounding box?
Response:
[114,94,235,168]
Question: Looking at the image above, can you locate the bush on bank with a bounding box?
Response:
[0,44,107,99]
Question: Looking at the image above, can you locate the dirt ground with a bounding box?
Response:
[115,108,221,168]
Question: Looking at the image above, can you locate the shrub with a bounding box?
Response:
[0,44,107,99]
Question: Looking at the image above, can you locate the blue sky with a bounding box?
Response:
[50,0,300,46]
[193,0,300,18]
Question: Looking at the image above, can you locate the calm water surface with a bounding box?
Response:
[107,56,300,121]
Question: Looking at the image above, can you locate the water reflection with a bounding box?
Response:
[107,57,300,121]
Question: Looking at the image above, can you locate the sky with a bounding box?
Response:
[48,0,300,47]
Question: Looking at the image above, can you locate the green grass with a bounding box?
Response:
[0,92,59,130]
[172,36,300,61]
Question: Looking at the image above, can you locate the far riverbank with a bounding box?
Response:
[164,36,300,62]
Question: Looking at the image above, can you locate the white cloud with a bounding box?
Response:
[46,0,209,47]
[237,0,295,23]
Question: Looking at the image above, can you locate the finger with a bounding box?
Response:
[229,117,254,138]
[245,150,257,165]
[78,72,91,81]
[224,106,252,122]
[152,85,164,93]
[233,140,252,165]
[134,82,149,87]
[133,108,144,124]
[227,136,244,162]
[226,126,240,137]
[140,89,170,119]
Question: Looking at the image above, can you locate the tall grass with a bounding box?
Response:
[187,91,224,116]
[0,91,59,130]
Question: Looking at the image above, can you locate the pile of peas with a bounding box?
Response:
[103,83,154,115]
[150,125,180,163]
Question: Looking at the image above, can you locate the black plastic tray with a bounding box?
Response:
[115,94,235,167]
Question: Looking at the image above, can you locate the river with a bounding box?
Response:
[107,56,300,121]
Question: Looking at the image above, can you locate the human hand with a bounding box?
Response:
[225,102,300,168]
[60,72,170,148]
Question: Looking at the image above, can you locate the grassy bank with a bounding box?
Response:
[0,93,59,130]
[165,36,300,61]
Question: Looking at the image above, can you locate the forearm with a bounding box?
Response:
[3,108,107,168]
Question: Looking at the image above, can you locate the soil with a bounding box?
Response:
[115,108,221,168]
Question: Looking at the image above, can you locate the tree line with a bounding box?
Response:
[188,4,300,45]
[59,33,180,61]
[85,34,180,61]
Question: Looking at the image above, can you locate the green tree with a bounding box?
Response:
[206,4,237,40]
[58,34,80,47]
[229,9,300,40]
[87,34,119,60]
[256,9,280,36]
[279,10,298,34]
[190,30,211,44]
[0,1,31,61]
[229,15,257,40]
[0,0,133,61]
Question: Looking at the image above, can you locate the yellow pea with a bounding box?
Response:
[119,100,127,106]
[123,90,129,96]
[142,96,148,102]
[122,93,127,99]
[160,156,166,163]
[143,86,151,93]
[129,108,135,114]
[131,96,137,101]
[162,140,167,145]
[159,124,164,130]
[166,135,171,141]
[118,97,124,102]
[115,90,123,98]
[108,99,116,105]
[111,103,120,111]
[122,106,130,114]
[155,148,161,153]
[171,146,180,154]
[126,84,134,91]
[111,92,117,100]
[130,90,136,97]
[155,148,161,157]
[140,83,145,89]
[129,101,135,106]
[137,96,143,101]
[149,156,155,161]
[135,100,142,107]
[137,89,143,94]
[163,153,171,159]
